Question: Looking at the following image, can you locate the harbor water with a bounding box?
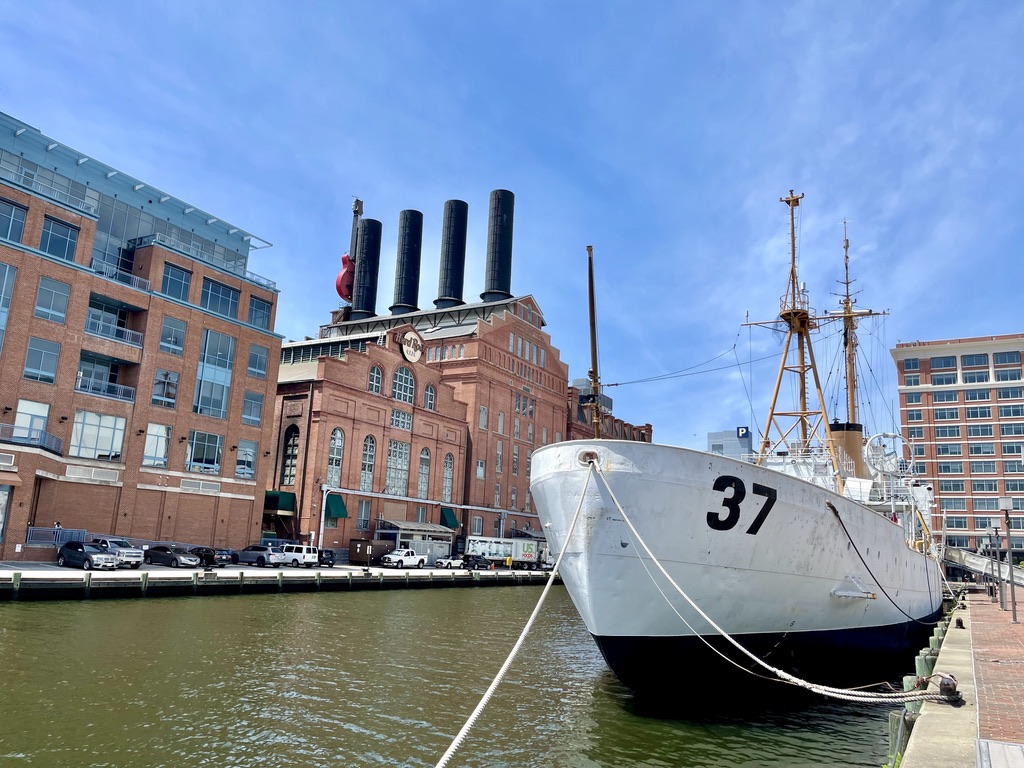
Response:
[0,586,889,767]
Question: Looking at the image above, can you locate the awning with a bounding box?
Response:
[264,490,296,514]
[325,494,348,519]
[378,519,454,536]
[511,527,546,540]
[440,507,459,529]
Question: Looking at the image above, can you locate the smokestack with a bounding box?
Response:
[350,218,382,320]
[390,210,423,315]
[481,189,514,302]
[435,199,468,309]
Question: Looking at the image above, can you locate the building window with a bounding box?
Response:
[368,366,382,394]
[1003,443,1024,456]
[966,389,991,401]
[193,329,235,419]
[1004,424,1024,437]
[970,425,995,437]
[34,277,70,324]
[360,435,376,492]
[442,453,454,503]
[248,343,269,378]
[472,515,483,535]
[962,354,988,367]
[966,407,990,419]
[424,385,436,412]
[973,480,998,492]
[494,483,501,507]
[392,366,415,404]
[200,279,240,319]
[906,393,922,405]
[945,536,969,548]
[963,371,989,384]
[24,337,60,383]
[997,369,1023,382]
[235,439,258,480]
[496,441,503,473]
[514,419,521,439]
[904,374,920,387]
[248,296,272,329]
[1000,405,1024,419]
[904,358,920,371]
[385,440,411,495]
[969,443,995,456]
[935,426,961,438]
[1005,461,1024,474]
[151,369,179,408]
[542,427,548,445]
[931,356,956,369]
[479,406,488,430]
[357,500,371,530]
[939,480,965,493]
[69,410,126,461]
[242,391,264,426]
[161,264,192,302]
[497,412,505,434]
[0,261,14,355]
[907,410,923,422]
[327,428,345,487]
[907,426,925,439]
[185,430,224,475]
[526,450,533,476]
[160,317,187,356]
[142,423,171,468]
[476,459,486,479]
[281,425,299,485]
[937,462,964,474]
[946,516,968,529]
[511,487,518,509]
[390,409,413,431]
[0,199,26,243]
[528,423,534,443]
[933,390,958,403]
[974,498,1000,511]
[931,373,957,386]
[995,352,1022,365]
[417,448,430,499]
[976,517,993,529]
[936,444,962,456]
[416,506,427,523]
[512,445,519,475]
[39,217,78,261]
[999,387,1024,400]
[970,461,997,474]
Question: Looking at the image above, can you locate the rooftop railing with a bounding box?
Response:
[0,165,98,216]
[129,233,277,291]
[0,423,63,455]
[90,257,151,292]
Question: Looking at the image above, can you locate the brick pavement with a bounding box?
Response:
[969,588,1024,743]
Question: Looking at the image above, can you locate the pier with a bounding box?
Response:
[901,588,1024,768]
[0,564,554,601]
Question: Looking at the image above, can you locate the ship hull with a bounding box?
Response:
[530,440,945,695]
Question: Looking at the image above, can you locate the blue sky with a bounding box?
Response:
[3,1,1022,447]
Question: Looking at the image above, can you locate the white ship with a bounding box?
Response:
[530,194,944,695]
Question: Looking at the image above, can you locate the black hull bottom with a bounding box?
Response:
[594,613,942,705]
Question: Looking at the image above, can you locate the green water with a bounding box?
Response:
[0,587,888,767]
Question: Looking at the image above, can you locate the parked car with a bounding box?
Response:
[56,541,118,571]
[461,554,492,570]
[281,544,319,568]
[233,545,286,567]
[145,545,201,568]
[91,537,144,569]
[435,555,462,568]
[189,547,232,568]
[380,548,425,569]
[318,549,336,567]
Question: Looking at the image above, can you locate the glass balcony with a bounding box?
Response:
[128,233,277,291]
[0,423,63,454]
[90,258,151,292]
[74,374,136,403]
[0,165,98,216]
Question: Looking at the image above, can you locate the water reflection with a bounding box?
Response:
[0,587,888,767]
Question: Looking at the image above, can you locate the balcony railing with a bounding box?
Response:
[128,233,277,291]
[90,258,151,292]
[0,423,63,454]
[84,309,144,347]
[74,375,136,403]
[0,165,98,216]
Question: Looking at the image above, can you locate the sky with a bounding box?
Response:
[2,1,1022,448]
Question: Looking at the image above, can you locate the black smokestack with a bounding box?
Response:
[481,189,514,302]
[435,199,468,309]
[390,209,423,315]
[350,218,382,320]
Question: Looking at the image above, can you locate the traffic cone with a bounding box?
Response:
[490,562,495,570]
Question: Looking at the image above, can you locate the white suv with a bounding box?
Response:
[281,544,319,568]
[91,537,145,569]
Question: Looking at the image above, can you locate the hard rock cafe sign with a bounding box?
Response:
[401,330,424,363]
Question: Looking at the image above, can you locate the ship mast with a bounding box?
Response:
[751,191,845,492]
[841,221,858,424]
[586,245,602,439]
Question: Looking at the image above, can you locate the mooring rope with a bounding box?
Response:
[434,464,594,768]
[590,461,958,705]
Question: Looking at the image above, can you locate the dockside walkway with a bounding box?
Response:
[903,589,1024,768]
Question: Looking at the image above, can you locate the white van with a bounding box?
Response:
[281,544,319,568]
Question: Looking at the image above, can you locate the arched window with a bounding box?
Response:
[281,425,299,486]
[459,344,464,358]
[424,384,436,411]
[392,366,414,404]
[327,428,344,487]
[368,365,382,394]
[360,435,376,492]
[442,453,454,503]
[417,448,430,499]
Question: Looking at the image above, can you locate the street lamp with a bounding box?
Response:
[999,497,1018,624]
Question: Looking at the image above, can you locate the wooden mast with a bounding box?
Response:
[586,245,602,439]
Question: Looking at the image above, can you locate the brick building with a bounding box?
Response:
[567,380,653,443]
[0,111,280,560]
[892,334,1024,556]
[270,192,571,555]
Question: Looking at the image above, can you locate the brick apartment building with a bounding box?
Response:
[269,192,579,557]
[893,334,1024,557]
[0,111,280,560]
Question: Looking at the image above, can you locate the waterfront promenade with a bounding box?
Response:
[903,588,1024,767]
